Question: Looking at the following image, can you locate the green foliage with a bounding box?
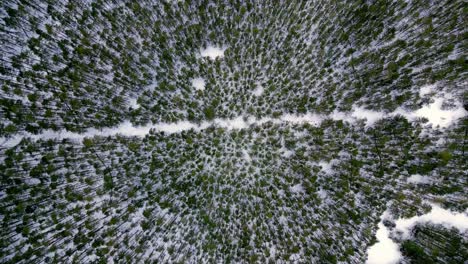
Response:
[204,107,215,120]
[0,1,465,263]
[438,150,452,166]
[83,138,94,148]
[401,240,435,263]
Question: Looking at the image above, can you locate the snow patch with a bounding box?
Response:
[278,215,288,225]
[317,189,328,199]
[319,161,333,174]
[269,246,277,258]
[280,113,323,126]
[290,184,304,193]
[213,116,250,130]
[331,107,385,126]
[155,121,199,134]
[419,84,436,97]
[366,211,401,264]
[394,85,467,128]
[367,203,468,264]
[281,149,294,158]
[25,178,41,186]
[407,174,431,184]
[394,203,468,239]
[242,149,251,163]
[351,106,385,126]
[333,87,466,128]
[330,110,353,123]
[129,98,140,109]
[191,78,206,91]
[252,83,264,96]
[394,97,467,128]
[409,98,465,127]
[0,135,24,149]
[200,46,226,59]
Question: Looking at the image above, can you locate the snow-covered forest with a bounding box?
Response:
[0,0,467,263]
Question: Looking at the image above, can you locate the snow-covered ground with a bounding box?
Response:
[350,106,385,126]
[366,211,401,264]
[200,45,226,59]
[290,184,304,193]
[344,87,467,127]
[406,174,431,184]
[129,98,141,109]
[2,88,466,148]
[394,97,466,128]
[394,203,468,239]
[318,160,334,174]
[366,203,468,264]
[252,83,264,96]
[191,77,206,91]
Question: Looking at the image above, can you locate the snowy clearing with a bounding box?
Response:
[419,84,436,97]
[395,97,467,128]
[200,46,226,59]
[318,160,334,174]
[351,106,386,126]
[2,95,466,148]
[1,85,466,148]
[366,211,401,264]
[129,98,141,109]
[406,174,431,184]
[366,204,468,264]
[242,149,252,163]
[252,83,264,96]
[394,203,468,239]
[290,184,304,193]
[191,78,206,91]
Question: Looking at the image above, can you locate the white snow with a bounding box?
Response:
[25,178,41,186]
[330,107,385,127]
[406,174,431,184]
[129,98,140,109]
[317,189,328,199]
[281,149,294,158]
[435,138,446,146]
[366,211,401,264]
[351,106,385,126]
[290,184,304,193]
[419,84,435,97]
[0,135,24,149]
[394,203,468,239]
[0,115,279,147]
[269,246,277,258]
[393,96,467,128]
[403,98,466,128]
[2,86,466,148]
[289,253,301,262]
[280,113,323,126]
[319,161,333,174]
[330,110,353,123]
[367,203,468,264]
[278,215,288,225]
[252,83,264,96]
[191,78,206,91]
[155,121,199,134]
[200,46,226,59]
[393,85,467,128]
[242,149,252,163]
[213,116,251,130]
[333,86,467,128]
